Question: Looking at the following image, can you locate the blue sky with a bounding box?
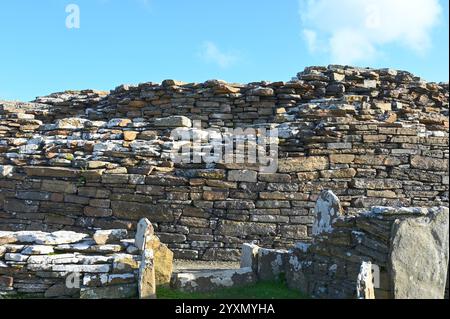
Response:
[0,0,448,101]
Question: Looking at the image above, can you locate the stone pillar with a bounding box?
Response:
[240,243,259,273]
[136,218,157,299]
[312,190,343,237]
[357,261,375,299]
[138,248,156,299]
[135,218,154,251]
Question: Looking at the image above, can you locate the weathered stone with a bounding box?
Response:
[14,231,88,245]
[280,225,308,239]
[217,220,276,237]
[4,199,39,213]
[23,167,80,178]
[279,156,328,173]
[107,118,131,128]
[112,254,140,272]
[135,218,154,251]
[352,179,402,190]
[410,156,449,171]
[0,165,14,177]
[249,87,274,96]
[320,168,357,179]
[356,261,375,299]
[80,284,137,299]
[154,116,191,128]
[258,173,291,183]
[390,207,449,299]
[240,243,259,272]
[41,180,77,194]
[51,264,111,273]
[5,253,29,262]
[84,206,113,217]
[0,232,16,245]
[138,248,156,299]
[21,245,54,255]
[312,190,343,236]
[45,283,79,298]
[257,248,289,281]
[0,276,13,288]
[228,170,258,182]
[93,229,128,245]
[329,154,356,164]
[123,131,138,141]
[171,267,257,293]
[203,190,228,201]
[147,236,174,286]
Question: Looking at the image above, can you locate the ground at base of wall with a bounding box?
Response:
[157,280,309,299]
[1,281,309,300]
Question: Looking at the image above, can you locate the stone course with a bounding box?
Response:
[0,65,448,262]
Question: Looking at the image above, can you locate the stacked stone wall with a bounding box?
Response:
[0,65,448,261]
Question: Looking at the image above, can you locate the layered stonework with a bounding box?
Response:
[0,65,448,261]
[234,195,449,299]
[0,219,171,298]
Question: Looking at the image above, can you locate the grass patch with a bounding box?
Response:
[157,281,309,299]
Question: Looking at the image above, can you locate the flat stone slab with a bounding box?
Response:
[171,267,257,293]
[13,231,88,245]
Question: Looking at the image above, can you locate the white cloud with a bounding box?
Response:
[299,0,443,65]
[199,41,239,68]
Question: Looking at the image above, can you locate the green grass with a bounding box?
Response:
[157,281,309,299]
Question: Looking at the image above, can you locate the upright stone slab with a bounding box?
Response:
[312,190,343,236]
[390,207,449,299]
[257,248,289,281]
[135,218,174,286]
[138,248,156,299]
[135,218,154,251]
[147,235,174,286]
[240,243,260,273]
[357,261,375,299]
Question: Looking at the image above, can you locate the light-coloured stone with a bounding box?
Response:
[390,207,449,299]
[240,243,260,273]
[5,253,29,262]
[278,156,328,173]
[93,229,128,245]
[138,249,156,299]
[228,170,257,182]
[14,231,88,245]
[356,261,375,299]
[148,237,174,286]
[312,190,343,236]
[21,245,55,255]
[154,116,191,128]
[135,218,154,251]
[0,165,14,177]
[0,232,16,245]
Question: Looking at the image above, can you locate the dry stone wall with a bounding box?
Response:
[0,65,448,261]
[237,193,449,299]
[0,218,170,299]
